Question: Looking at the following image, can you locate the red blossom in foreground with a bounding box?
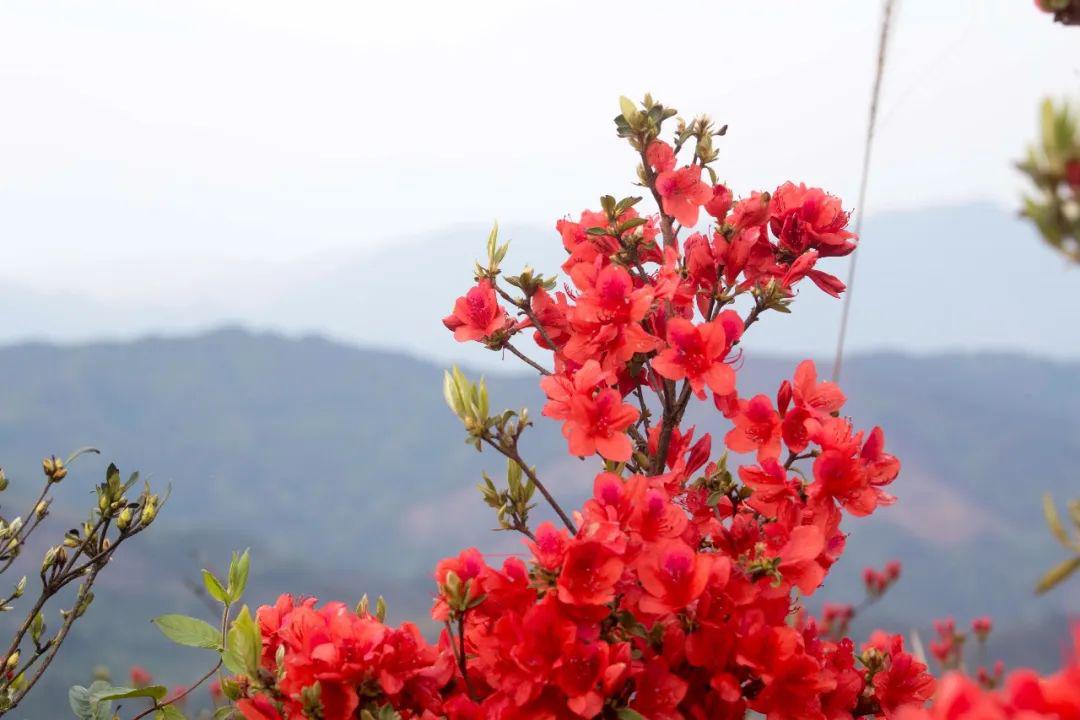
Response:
[651,312,742,399]
[228,97,1078,720]
[442,279,509,343]
[655,165,711,227]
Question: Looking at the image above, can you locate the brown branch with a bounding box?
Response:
[6,565,102,710]
[130,660,222,720]
[637,148,677,248]
[494,284,559,352]
[481,438,576,534]
[652,382,694,475]
[502,342,551,375]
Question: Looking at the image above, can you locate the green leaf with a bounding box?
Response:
[156,705,187,720]
[1044,493,1071,547]
[617,710,647,720]
[1036,555,1080,594]
[222,605,262,676]
[69,681,114,720]
[486,222,499,264]
[213,708,235,720]
[619,96,638,124]
[227,549,250,603]
[152,614,222,649]
[90,684,169,702]
[202,570,229,604]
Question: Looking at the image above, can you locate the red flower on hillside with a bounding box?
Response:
[442,279,509,342]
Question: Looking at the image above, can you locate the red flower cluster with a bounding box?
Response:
[896,625,1080,720]
[863,561,901,598]
[230,97,1080,720]
[236,595,454,720]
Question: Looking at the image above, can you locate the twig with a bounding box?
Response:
[481,438,576,534]
[502,342,551,375]
[494,284,559,352]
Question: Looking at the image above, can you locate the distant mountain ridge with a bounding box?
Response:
[0,329,1077,716]
[1,203,1078,368]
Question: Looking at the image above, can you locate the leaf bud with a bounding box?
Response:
[42,456,67,482]
[140,496,158,527]
[117,507,133,531]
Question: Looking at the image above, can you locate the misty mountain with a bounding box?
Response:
[2,203,1078,369]
[0,329,1077,716]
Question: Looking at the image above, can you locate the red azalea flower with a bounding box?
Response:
[556,521,627,607]
[729,191,773,231]
[725,394,783,461]
[871,635,937,717]
[655,165,712,227]
[527,521,570,571]
[704,183,734,219]
[770,182,857,258]
[637,539,720,614]
[651,312,743,399]
[129,665,152,687]
[553,640,610,717]
[791,359,845,414]
[236,696,284,720]
[442,279,509,342]
[646,140,676,173]
[772,524,827,596]
[566,385,639,461]
[525,287,571,349]
[629,660,689,720]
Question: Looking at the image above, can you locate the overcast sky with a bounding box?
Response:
[0,1,1077,321]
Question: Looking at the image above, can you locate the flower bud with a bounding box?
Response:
[971,616,993,641]
[30,612,44,643]
[0,468,7,492]
[117,507,133,531]
[5,650,19,670]
[42,456,67,482]
[777,380,792,417]
[34,500,50,519]
[41,547,59,574]
[140,496,158,527]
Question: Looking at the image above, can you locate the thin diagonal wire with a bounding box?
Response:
[832,0,898,383]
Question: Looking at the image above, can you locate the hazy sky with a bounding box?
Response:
[0,1,1077,320]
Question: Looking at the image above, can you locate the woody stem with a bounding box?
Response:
[494,284,559,353]
[481,437,577,535]
[637,146,677,248]
[503,342,550,375]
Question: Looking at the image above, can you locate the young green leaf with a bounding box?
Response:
[227,549,250,602]
[152,614,222,649]
[221,605,262,676]
[68,681,114,720]
[202,570,229,604]
[1044,493,1072,547]
[1036,555,1080,594]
